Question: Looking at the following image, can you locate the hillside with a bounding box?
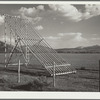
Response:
[56,45,100,53]
[0,41,5,53]
[1,41,100,53]
[0,41,18,53]
[0,41,52,53]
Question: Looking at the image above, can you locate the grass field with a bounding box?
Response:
[0,53,99,91]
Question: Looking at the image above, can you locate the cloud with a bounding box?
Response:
[37,5,44,11]
[29,17,42,24]
[44,32,87,48]
[49,4,100,22]
[60,32,88,48]
[73,33,87,42]
[35,25,43,30]
[19,5,44,17]
[44,36,61,48]
[12,4,100,23]
[83,4,100,19]
[19,7,37,17]
[0,15,5,25]
[18,5,45,24]
[58,32,87,42]
[59,33,77,36]
[44,36,60,40]
[91,37,100,40]
[49,4,82,22]
[45,32,87,42]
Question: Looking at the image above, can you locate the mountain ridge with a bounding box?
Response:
[0,41,100,53]
[56,45,100,53]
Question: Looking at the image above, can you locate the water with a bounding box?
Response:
[59,53,100,70]
[0,53,100,70]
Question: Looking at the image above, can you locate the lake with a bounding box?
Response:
[60,53,100,70]
[0,53,100,70]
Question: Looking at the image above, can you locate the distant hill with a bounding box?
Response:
[1,40,100,54]
[56,45,100,53]
[0,41,52,53]
[0,41,19,53]
[0,41,5,52]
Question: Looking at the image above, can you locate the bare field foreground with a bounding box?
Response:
[0,53,99,91]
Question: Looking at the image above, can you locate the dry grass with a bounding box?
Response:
[0,65,99,91]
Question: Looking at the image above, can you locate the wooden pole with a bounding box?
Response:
[99,60,100,92]
[25,22,29,66]
[4,16,7,68]
[18,59,21,83]
[53,62,56,87]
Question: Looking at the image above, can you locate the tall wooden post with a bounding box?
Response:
[18,59,21,83]
[99,60,100,92]
[53,62,56,87]
[25,22,29,66]
[4,15,7,68]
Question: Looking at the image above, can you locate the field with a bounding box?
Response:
[0,53,99,91]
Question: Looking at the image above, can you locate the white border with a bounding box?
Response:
[0,1,99,4]
[0,92,100,99]
[0,1,100,99]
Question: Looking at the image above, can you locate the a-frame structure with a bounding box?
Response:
[3,14,76,76]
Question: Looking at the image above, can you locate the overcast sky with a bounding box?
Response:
[0,4,100,49]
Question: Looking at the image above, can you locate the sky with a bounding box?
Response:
[0,4,100,49]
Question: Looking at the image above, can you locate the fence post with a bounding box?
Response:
[99,60,100,92]
[18,59,21,83]
[53,62,56,87]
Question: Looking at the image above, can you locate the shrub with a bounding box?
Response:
[80,67,86,70]
[11,76,51,91]
[31,76,49,90]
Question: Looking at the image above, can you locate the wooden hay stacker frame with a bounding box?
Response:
[3,14,76,86]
